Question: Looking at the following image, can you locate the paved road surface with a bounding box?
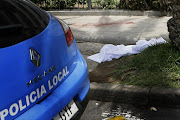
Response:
[80,100,180,120]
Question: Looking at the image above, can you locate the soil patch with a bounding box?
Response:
[89,56,131,83]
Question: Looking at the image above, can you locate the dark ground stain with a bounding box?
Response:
[71,19,135,28]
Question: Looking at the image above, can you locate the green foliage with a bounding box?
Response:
[119,0,172,11]
[30,0,78,9]
[99,0,116,9]
[119,0,148,10]
[30,0,173,11]
[65,0,76,7]
[115,42,180,88]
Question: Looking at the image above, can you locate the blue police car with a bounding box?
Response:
[0,0,90,120]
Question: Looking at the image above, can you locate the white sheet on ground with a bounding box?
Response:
[87,37,167,63]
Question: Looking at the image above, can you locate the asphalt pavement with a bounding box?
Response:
[56,15,171,45]
[80,100,180,120]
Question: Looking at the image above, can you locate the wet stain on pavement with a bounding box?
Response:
[70,19,135,28]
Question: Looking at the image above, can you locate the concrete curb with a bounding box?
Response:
[89,82,180,108]
[72,31,170,45]
[48,10,172,16]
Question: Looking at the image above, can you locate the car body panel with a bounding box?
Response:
[0,10,90,120]
[15,47,90,120]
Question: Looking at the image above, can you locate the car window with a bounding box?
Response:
[0,0,49,48]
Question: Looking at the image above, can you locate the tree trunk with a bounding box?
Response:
[167,0,180,50]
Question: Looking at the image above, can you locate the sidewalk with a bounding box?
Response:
[54,15,171,45]
[53,12,179,108]
[49,10,171,16]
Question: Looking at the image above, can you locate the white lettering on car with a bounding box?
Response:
[48,80,53,90]
[0,109,8,120]
[19,100,26,111]
[0,66,69,120]
[40,85,47,97]
[36,88,40,99]
[9,103,19,116]
[53,76,58,86]
[30,91,37,103]
[48,66,69,90]
[25,95,30,107]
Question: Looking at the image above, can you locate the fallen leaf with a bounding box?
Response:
[150,107,157,111]
[108,116,126,120]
